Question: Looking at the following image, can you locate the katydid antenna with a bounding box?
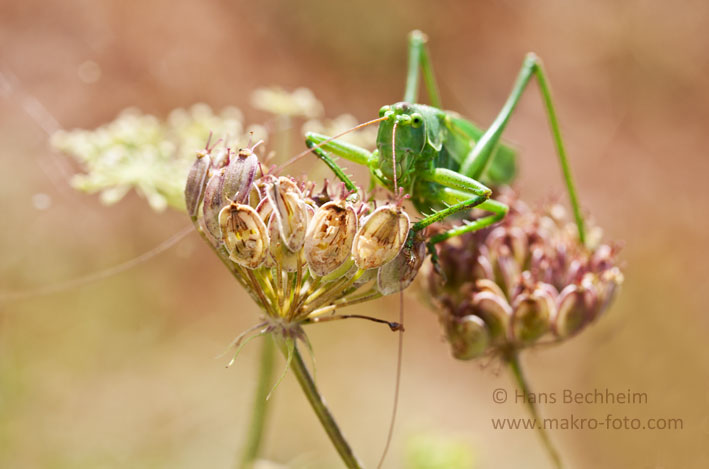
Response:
[275,116,388,173]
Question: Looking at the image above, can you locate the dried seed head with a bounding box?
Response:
[219,202,270,269]
[446,315,490,360]
[304,201,358,277]
[187,139,423,330]
[185,150,211,218]
[222,148,258,204]
[424,188,623,359]
[352,205,410,270]
[202,167,227,239]
[377,232,426,295]
[267,177,309,252]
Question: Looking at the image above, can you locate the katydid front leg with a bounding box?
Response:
[304,132,377,195]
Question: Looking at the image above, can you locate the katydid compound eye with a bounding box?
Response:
[379,105,390,117]
[411,113,423,127]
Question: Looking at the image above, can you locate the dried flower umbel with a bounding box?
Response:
[185,141,424,367]
[425,190,623,360]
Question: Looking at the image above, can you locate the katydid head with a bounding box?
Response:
[376,102,442,189]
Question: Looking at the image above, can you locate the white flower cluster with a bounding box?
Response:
[51,104,266,211]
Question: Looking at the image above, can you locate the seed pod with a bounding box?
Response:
[219,202,269,269]
[266,177,308,252]
[185,150,211,218]
[305,201,357,277]
[377,232,425,295]
[352,205,410,270]
[553,284,588,338]
[510,287,553,344]
[472,290,512,342]
[222,148,258,204]
[202,167,226,239]
[446,315,490,360]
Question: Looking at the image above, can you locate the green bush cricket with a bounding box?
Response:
[291,30,586,264]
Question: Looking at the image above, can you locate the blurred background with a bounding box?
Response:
[1,0,708,467]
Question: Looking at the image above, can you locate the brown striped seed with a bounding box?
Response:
[352,205,410,270]
[304,201,357,277]
[219,202,270,269]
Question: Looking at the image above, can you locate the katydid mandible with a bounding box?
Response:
[304,30,586,261]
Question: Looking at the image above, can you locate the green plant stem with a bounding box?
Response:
[507,351,563,469]
[280,340,364,469]
[238,335,276,468]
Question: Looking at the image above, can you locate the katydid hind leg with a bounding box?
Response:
[424,197,509,269]
[403,30,442,108]
[411,167,492,233]
[458,53,586,243]
[410,167,509,265]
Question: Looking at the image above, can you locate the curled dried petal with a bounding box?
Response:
[219,202,269,269]
[266,177,308,251]
[256,196,273,224]
[185,151,211,218]
[305,201,357,277]
[352,205,410,270]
